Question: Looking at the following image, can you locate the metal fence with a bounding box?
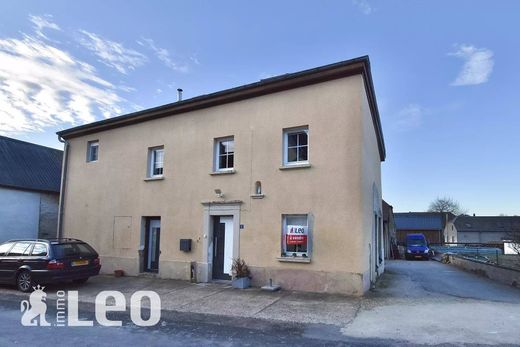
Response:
[430,243,520,269]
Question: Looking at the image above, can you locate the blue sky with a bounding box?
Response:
[0,1,518,215]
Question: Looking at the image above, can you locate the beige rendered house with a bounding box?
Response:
[56,56,386,295]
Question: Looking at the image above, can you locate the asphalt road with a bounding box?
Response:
[0,292,413,347]
[1,260,519,346]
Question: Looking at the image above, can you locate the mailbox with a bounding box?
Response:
[180,239,192,252]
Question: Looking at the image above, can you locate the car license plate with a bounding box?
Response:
[72,259,89,267]
[414,255,422,258]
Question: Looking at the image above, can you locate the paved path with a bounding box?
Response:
[0,260,519,346]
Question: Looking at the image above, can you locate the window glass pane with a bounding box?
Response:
[219,155,227,169]
[7,242,32,256]
[298,132,308,146]
[88,142,99,161]
[298,146,308,161]
[31,244,48,256]
[227,154,234,168]
[225,140,234,154]
[286,215,308,226]
[220,140,234,155]
[287,133,298,147]
[0,242,14,255]
[283,215,308,254]
[287,147,298,162]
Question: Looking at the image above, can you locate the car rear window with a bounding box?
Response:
[52,243,97,258]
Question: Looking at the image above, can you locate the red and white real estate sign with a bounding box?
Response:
[286,225,308,245]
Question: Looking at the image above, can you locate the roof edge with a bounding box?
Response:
[57,56,386,160]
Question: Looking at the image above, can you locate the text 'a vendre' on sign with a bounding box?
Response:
[286,225,308,245]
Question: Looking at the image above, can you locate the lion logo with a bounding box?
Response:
[20,285,51,326]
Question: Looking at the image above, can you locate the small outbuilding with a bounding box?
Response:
[0,136,63,241]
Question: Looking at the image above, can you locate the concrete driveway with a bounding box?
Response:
[0,260,519,346]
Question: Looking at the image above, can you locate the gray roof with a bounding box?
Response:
[0,136,63,193]
[394,212,445,231]
[455,216,520,233]
[57,56,386,161]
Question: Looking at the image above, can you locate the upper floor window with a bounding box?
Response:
[87,140,99,162]
[148,147,164,177]
[283,127,308,166]
[214,137,234,171]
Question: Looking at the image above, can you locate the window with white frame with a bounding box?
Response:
[87,140,99,162]
[283,127,308,165]
[282,214,310,257]
[148,147,164,177]
[214,137,234,171]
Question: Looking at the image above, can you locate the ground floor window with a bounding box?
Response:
[282,214,310,257]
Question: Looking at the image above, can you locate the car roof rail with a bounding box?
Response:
[6,238,50,243]
[45,238,84,242]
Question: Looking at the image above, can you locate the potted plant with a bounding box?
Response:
[231,258,251,289]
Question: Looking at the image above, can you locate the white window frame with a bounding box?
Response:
[148,146,164,178]
[283,126,309,166]
[214,136,235,172]
[281,214,311,258]
[87,140,99,162]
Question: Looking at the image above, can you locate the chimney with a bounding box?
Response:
[177,88,183,101]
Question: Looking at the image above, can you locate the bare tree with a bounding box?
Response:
[428,197,462,215]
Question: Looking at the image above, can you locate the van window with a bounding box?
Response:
[408,238,426,247]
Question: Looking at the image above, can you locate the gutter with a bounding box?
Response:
[56,136,69,238]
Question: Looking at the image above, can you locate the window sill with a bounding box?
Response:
[277,257,311,263]
[279,163,311,170]
[144,176,164,182]
[210,169,236,175]
[250,194,265,199]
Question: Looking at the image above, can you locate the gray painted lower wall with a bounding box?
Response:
[0,186,59,242]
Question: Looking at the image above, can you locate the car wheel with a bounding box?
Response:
[17,271,33,292]
[73,278,89,285]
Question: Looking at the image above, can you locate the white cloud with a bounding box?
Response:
[449,44,494,86]
[0,33,124,135]
[352,0,373,15]
[78,30,147,74]
[395,104,424,130]
[29,14,61,39]
[138,37,188,72]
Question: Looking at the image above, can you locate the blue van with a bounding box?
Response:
[405,233,430,260]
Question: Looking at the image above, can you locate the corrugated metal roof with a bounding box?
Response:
[394,212,444,230]
[455,216,520,233]
[0,136,63,193]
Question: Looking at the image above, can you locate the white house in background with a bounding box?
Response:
[0,136,63,241]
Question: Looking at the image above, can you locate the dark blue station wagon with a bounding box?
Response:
[0,238,101,292]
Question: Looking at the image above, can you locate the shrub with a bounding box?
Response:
[231,258,250,279]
